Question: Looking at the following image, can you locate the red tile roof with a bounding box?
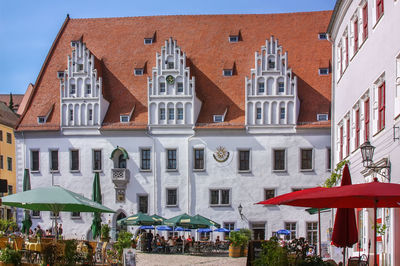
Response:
[16,12,332,131]
[0,102,19,128]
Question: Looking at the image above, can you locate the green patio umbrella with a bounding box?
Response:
[150,214,166,224]
[21,169,32,234]
[164,213,209,229]
[117,212,162,226]
[1,185,115,240]
[91,172,102,239]
[193,214,221,228]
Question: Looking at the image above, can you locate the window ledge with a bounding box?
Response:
[70,170,80,173]
[238,170,251,173]
[31,216,41,219]
[139,169,152,173]
[300,169,314,172]
[30,170,40,174]
[272,169,287,173]
[50,170,59,173]
[210,204,231,207]
[166,169,178,172]
[71,216,81,220]
[193,169,205,172]
[92,170,103,173]
[166,205,178,208]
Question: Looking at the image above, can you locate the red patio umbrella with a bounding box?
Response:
[331,164,358,266]
[279,178,400,266]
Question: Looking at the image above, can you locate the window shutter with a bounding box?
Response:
[363,4,368,40]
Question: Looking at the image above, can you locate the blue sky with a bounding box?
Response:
[0,0,336,94]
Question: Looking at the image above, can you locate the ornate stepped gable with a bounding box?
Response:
[246,36,298,127]
[59,40,109,129]
[148,38,201,128]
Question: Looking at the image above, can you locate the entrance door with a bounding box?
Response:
[251,223,266,240]
[116,212,127,239]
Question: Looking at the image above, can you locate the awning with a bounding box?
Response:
[305,208,331,215]
[110,146,129,159]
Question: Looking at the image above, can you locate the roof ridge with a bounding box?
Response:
[69,10,333,21]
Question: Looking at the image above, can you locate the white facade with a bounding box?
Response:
[329,0,400,264]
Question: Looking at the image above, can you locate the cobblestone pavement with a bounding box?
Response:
[135,252,246,266]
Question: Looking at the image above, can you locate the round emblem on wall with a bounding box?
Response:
[166,75,175,85]
[213,146,230,163]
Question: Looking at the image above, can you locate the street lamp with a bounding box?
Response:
[360,141,390,179]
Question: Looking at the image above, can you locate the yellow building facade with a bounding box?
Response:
[0,102,19,220]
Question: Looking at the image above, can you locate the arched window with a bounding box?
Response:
[118,154,126,169]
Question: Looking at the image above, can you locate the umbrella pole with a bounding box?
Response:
[343,247,346,266]
[318,208,321,256]
[374,202,377,266]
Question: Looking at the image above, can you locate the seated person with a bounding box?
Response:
[215,236,221,243]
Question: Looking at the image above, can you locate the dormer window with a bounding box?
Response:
[177,82,183,92]
[213,115,224,123]
[144,38,153,45]
[70,84,76,95]
[77,64,84,72]
[120,115,130,123]
[37,117,46,124]
[319,68,329,75]
[57,71,65,79]
[317,114,329,121]
[229,36,239,43]
[318,33,327,40]
[167,62,174,69]
[134,68,144,76]
[223,69,233,76]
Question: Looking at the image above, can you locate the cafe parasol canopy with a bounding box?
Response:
[117,212,162,226]
[164,213,209,229]
[192,214,221,228]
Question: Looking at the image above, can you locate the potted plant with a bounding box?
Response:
[101,224,111,242]
[228,230,249,257]
[114,231,133,259]
[0,245,22,266]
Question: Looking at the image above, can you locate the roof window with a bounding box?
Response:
[318,33,327,40]
[37,117,46,124]
[144,38,153,45]
[317,114,329,121]
[120,115,130,123]
[213,115,224,123]
[223,69,233,76]
[319,68,329,75]
[134,68,144,76]
[57,71,65,79]
[229,36,239,43]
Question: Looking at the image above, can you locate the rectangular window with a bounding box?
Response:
[194,149,204,170]
[258,82,265,93]
[307,222,318,245]
[93,150,102,171]
[141,149,151,170]
[301,149,313,170]
[327,148,331,171]
[70,84,76,95]
[274,149,285,171]
[280,108,285,119]
[356,109,360,149]
[32,210,40,218]
[317,114,329,121]
[264,189,275,200]
[50,150,58,172]
[144,38,153,44]
[378,82,385,131]
[363,4,368,41]
[166,188,177,206]
[238,150,250,171]
[138,195,148,214]
[213,115,224,123]
[167,149,177,170]
[71,212,81,218]
[77,64,84,72]
[177,82,183,92]
[256,108,262,119]
[376,0,384,20]
[167,62,174,69]
[354,19,359,53]
[7,157,12,171]
[69,109,73,121]
[268,60,275,69]
[159,82,165,93]
[340,126,344,161]
[346,119,350,157]
[177,108,183,120]
[6,133,11,144]
[0,130,3,141]
[319,68,329,75]
[0,155,3,169]
[345,36,349,67]
[210,189,230,206]
[285,222,297,240]
[70,150,79,171]
[229,36,239,42]
[37,117,46,124]
[159,108,166,120]
[86,84,91,95]
[340,46,343,75]
[278,82,284,93]
[120,115,129,123]
[88,109,93,121]
[365,98,370,141]
[168,108,174,120]
[318,33,327,40]
[223,69,233,76]
[223,222,235,239]
[31,150,39,172]
[134,69,144,76]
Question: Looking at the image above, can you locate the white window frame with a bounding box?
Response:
[317,114,329,121]
[134,68,144,76]
[237,148,251,173]
[137,194,149,214]
[70,149,80,172]
[31,210,41,219]
[284,221,297,240]
[92,149,103,172]
[213,115,224,123]
[318,33,327,40]
[306,221,318,245]
[193,147,205,171]
[177,82,184,93]
[120,115,130,123]
[139,147,152,172]
[166,148,178,171]
[326,147,331,172]
[264,188,276,201]
[177,108,184,120]
[223,69,233,76]
[30,149,40,173]
[37,116,46,124]
[372,73,385,135]
[229,36,239,43]
[166,187,178,207]
[299,148,314,172]
[272,148,286,172]
[209,188,231,207]
[318,68,329,75]
[49,149,59,173]
[144,38,153,45]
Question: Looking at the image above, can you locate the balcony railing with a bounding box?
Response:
[111,168,130,189]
